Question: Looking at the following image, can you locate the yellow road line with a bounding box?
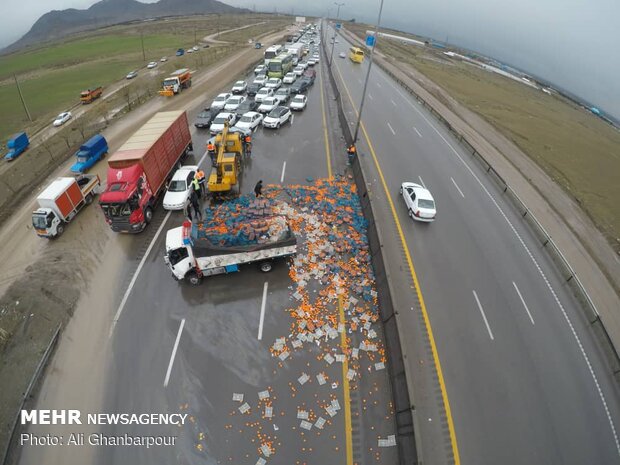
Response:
[338,296,354,465]
[319,70,334,179]
[334,63,461,465]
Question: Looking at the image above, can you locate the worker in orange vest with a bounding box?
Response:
[244,134,252,156]
[207,141,216,166]
[196,168,206,198]
[346,144,357,162]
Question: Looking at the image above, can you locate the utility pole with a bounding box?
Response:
[14,74,32,122]
[329,2,345,67]
[194,27,197,44]
[352,0,385,145]
[140,31,146,62]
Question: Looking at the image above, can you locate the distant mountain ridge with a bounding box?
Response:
[3,0,247,53]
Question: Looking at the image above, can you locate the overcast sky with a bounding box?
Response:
[1,0,618,118]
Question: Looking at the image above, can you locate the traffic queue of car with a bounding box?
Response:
[193,47,319,137]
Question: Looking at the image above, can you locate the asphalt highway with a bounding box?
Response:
[16,44,398,465]
[327,24,620,465]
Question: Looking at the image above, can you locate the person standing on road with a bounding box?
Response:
[196,168,206,198]
[190,189,202,221]
[254,180,263,197]
[183,200,193,222]
[244,134,252,156]
[207,141,217,166]
[191,175,202,199]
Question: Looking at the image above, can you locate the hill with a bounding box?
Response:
[3,0,248,53]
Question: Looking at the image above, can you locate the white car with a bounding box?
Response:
[293,65,305,76]
[254,64,266,74]
[255,87,274,103]
[231,80,247,94]
[187,48,194,54]
[339,52,346,58]
[400,182,437,222]
[264,78,282,90]
[192,46,199,51]
[289,94,307,111]
[234,111,264,132]
[312,54,320,62]
[253,74,268,86]
[307,59,316,66]
[53,111,72,127]
[283,72,297,84]
[210,112,238,135]
[163,165,199,210]
[274,87,291,103]
[211,92,232,111]
[298,61,309,70]
[160,56,168,62]
[224,95,247,111]
[257,96,282,113]
[126,70,138,79]
[263,106,292,129]
[147,61,158,69]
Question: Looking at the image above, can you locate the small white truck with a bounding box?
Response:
[164,220,297,285]
[32,175,100,238]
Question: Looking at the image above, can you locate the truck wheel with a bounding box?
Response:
[144,207,153,224]
[85,193,93,205]
[259,261,272,273]
[186,270,202,285]
[56,224,65,237]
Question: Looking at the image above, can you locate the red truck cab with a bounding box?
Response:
[99,111,192,232]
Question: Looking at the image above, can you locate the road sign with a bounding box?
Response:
[336,23,342,29]
[366,35,376,47]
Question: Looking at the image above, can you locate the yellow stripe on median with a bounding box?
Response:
[338,296,354,465]
[319,69,334,179]
[333,63,462,465]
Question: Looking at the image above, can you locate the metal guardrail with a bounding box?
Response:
[1,324,62,465]
[356,41,620,383]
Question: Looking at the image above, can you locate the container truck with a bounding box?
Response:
[70,134,108,173]
[80,86,103,104]
[159,69,192,97]
[99,111,193,233]
[4,132,29,161]
[164,218,297,285]
[32,175,100,238]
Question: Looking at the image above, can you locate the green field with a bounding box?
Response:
[346,23,620,252]
[0,14,288,144]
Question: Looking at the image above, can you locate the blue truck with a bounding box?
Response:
[70,134,108,173]
[4,132,29,161]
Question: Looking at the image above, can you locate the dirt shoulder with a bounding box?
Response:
[0,26,290,456]
[339,27,620,347]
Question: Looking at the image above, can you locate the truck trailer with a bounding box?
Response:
[99,111,193,233]
[165,218,297,285]
[32,175,100,238]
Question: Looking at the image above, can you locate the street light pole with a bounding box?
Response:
[329,2,345,67]
[352,0,385,145]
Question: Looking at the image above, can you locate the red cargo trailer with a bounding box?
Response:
[99,111,193,232]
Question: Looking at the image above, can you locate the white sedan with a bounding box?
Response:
[210,112,238,135]
[224,95,246,111]
[231,80,247,94]
[293,65,305,76]
[400,182,437,222]
[263,106,292,129]
[264,78,282,90]
[210,92,232,111]
[283,72,297,84]
[163,165,199,210]
[312,54,320,62]
[339,52,346,58]
[253,75,268,86]
[289,94,307,111]
[255,87,274,103]
[147,61,158,69]
[257,96,282,113]
[53,111,72,127]
[234,111,264,132]
[254,64,266,74]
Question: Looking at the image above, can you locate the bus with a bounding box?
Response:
[267,53,294,79]
[349,47,365,63]
[264,45,284,65]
